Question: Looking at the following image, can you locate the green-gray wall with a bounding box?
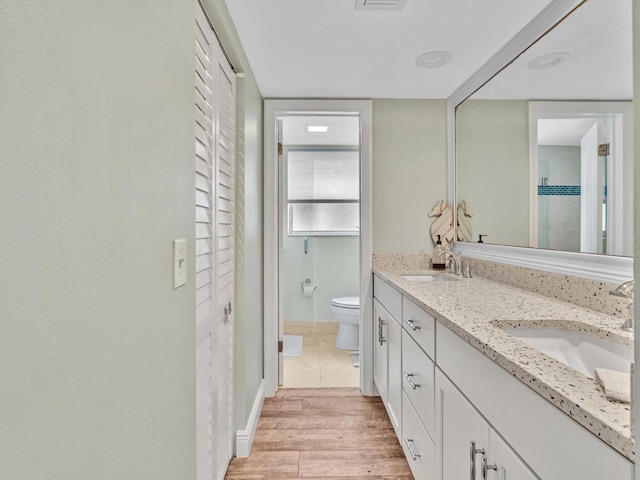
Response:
[372,100,448,253]
[0,0,264,478]
[455,100,530,247]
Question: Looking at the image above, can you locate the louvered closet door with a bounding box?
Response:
[212,20,236,480]
[195,3,235,480]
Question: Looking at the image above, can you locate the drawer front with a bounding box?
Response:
[402,296,435,360]
[374,275,402,320]
[402,330,435,437]
[402,391,436,480]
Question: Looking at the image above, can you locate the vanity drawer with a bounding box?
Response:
[402,296,435,360]
[402,390,436,480]
[402,330,435,437]
[374,275,402,320]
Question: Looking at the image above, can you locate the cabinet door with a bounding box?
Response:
[488,430,539,480]
[387,315,402,434]
[436,368,489,480]
[373,299,389,402]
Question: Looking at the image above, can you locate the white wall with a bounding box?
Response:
[372,100,448,253]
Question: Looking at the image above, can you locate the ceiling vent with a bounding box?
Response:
[355,0,407,10]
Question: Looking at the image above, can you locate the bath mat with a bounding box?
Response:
[283,335,303,357]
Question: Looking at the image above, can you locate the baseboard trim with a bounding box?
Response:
[235,379,265,458]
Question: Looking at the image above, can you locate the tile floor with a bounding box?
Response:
[283,322,359,388]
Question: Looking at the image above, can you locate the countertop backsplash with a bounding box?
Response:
[373,252,629,318]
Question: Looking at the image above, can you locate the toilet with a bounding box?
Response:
[331,296,360,351]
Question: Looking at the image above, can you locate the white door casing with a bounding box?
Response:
[195,3,236,479]
[263,100,373,397]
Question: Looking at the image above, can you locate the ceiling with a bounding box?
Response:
[472,0,632,100]
[224,0,555,99]
[538,118,602,146]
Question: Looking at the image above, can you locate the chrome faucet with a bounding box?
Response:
[609,280,634,331]
[444,248,462,276]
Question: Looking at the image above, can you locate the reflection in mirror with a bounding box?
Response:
[455,0,633,256]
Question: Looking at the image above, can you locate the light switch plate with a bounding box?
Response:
[173,239,187,289]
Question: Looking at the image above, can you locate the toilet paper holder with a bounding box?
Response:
[301,278,317,292]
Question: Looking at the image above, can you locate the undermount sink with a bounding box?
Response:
[401,274,458,282]
[502,326,633,379]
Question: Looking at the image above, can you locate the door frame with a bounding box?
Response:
[263,99,374,397]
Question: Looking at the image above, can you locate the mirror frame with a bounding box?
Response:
[446,0,633,284]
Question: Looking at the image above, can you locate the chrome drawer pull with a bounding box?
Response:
[403,435,421,461]
[470,441,485,480]
[403,371,421,390]
[403,318,421,331]
[481,455,497,480]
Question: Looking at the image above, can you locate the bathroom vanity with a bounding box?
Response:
[372,269,634,480]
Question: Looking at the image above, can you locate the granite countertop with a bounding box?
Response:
[373,267,635,461]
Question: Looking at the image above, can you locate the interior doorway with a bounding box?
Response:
[264,100,373,397]
[280,115,361,388]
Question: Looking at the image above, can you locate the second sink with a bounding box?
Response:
[502,325,632,379]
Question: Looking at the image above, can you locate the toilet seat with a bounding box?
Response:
[331,296,359,309]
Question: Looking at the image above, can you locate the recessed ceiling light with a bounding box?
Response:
[415,51,452,69]
[527,52,570,70]
[306,125,330,133]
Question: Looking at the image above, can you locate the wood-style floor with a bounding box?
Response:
[225,387,414,479]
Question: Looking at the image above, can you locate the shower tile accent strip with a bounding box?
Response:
[537,185,608,196]
[537,185,581,196]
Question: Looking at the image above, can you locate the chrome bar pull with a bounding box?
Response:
[378,317,387,345]
[470,441,484,480]
[481,455,497,480]
[403,371,421,390]
[403,435,421,461]
[403,318,421,331]
[304,236,309,254]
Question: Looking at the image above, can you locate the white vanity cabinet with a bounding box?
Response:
[436,368,537,480]
[437,324,633,480]
[372,273,634,480]
[373,277,402,434]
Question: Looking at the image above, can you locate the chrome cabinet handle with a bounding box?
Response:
[403,371,421,390]
[403,318,421,331]
[403,435,421,461]
[481,455,497,480]
[378,317,387,345]
[470,441,485,480]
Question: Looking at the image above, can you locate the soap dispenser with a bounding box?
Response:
[432,235,446,270]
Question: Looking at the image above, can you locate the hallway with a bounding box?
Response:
[225,388,413,479]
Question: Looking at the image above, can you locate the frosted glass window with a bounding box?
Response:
[287,150,360,235]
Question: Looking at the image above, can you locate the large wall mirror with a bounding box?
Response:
[451,0,633,282]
